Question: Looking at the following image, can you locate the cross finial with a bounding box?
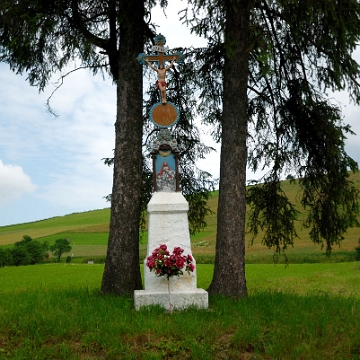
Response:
[136,34,184,66]
[154,34,166,46]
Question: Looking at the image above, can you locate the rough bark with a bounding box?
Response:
[208,0,252,297]
[101,0,144,296]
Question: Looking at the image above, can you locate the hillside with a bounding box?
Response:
[1,173,359,262]
[0,209,111,245]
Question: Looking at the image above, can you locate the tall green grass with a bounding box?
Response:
[1,263,359,297]
[1,289,359,359]
[0,263,359,359]
[1,173,359,358]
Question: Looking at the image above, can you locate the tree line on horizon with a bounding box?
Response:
[0,235,72,267]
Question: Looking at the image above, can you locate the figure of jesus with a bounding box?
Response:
[146,57,176,104]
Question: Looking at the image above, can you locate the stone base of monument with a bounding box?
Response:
[134,191,208,311]
[134,289,208,311]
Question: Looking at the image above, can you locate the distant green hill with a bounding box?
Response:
[0,209,111,246]
[1,173,359,263]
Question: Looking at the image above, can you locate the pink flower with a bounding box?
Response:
[189,263,195,272]
[173,247,184,255]
[146,245,195,278]
[146,257,156,270]
[176,258,185,268]
[164,258,171,267]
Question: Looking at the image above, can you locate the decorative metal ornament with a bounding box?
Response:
[150,102,180,128]
[138,35,183,192]
[138,33,183,122]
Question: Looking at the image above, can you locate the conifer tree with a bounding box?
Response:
[0,1,214,296]
[184,0,360,296]
[0,0,146,295]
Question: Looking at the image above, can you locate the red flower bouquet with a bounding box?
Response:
[146,244,195,280]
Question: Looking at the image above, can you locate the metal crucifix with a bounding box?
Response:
[137,34,184,104]
[137,34,184,193]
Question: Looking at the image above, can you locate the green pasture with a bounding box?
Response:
[1,262,359,298]
[0,209,111,245]
[0,172,360,263]
[0,173,360,264]
[0,263,359,359]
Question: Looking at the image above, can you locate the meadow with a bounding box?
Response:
[1,173,360,264]
[0,263,360,359]
[1,174,360,358]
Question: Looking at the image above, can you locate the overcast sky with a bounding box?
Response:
[1,4,359,227]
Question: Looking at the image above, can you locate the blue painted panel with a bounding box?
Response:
[155,153,175,174]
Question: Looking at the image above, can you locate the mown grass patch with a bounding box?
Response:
[37,233,109,246]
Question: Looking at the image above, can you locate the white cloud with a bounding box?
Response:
[0,160,37,204]
[39,167,113,209]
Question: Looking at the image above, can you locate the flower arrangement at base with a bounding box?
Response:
[146,244,195,280]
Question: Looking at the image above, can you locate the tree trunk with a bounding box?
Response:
[208,0,252,297]
[101,0,144,296]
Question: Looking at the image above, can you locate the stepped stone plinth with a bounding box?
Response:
[134,192,208,311]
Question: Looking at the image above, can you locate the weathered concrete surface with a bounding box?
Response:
[134,192,208,310]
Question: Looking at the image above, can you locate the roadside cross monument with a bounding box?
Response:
[134,34,208,311]
[137,34,183,127]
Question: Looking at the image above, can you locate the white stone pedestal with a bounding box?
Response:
[134,192,208,310]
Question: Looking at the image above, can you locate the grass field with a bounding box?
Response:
[1,262,360,298]
[0,263,359,359]
[1,173,360,264]
[1,175,360,358]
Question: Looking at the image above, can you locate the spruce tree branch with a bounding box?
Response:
[265,1,360,95]
[142,128,158,147]
[70,0,110,52]
[107,0,119,78]
[258,3,280,81]
[247,85,271,103]
[263,74,276,119]
[347,72,360,88]
[261,0,291,85]
[143,20,156,42]
[46,64,108,117]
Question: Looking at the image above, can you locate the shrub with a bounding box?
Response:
[11,247,31,266]
[14,235,33,247]
[0,248,12,267]
[355,239,360,261]
[1,236,52,267]
[50,238,72,262]
[26,240,46,264]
